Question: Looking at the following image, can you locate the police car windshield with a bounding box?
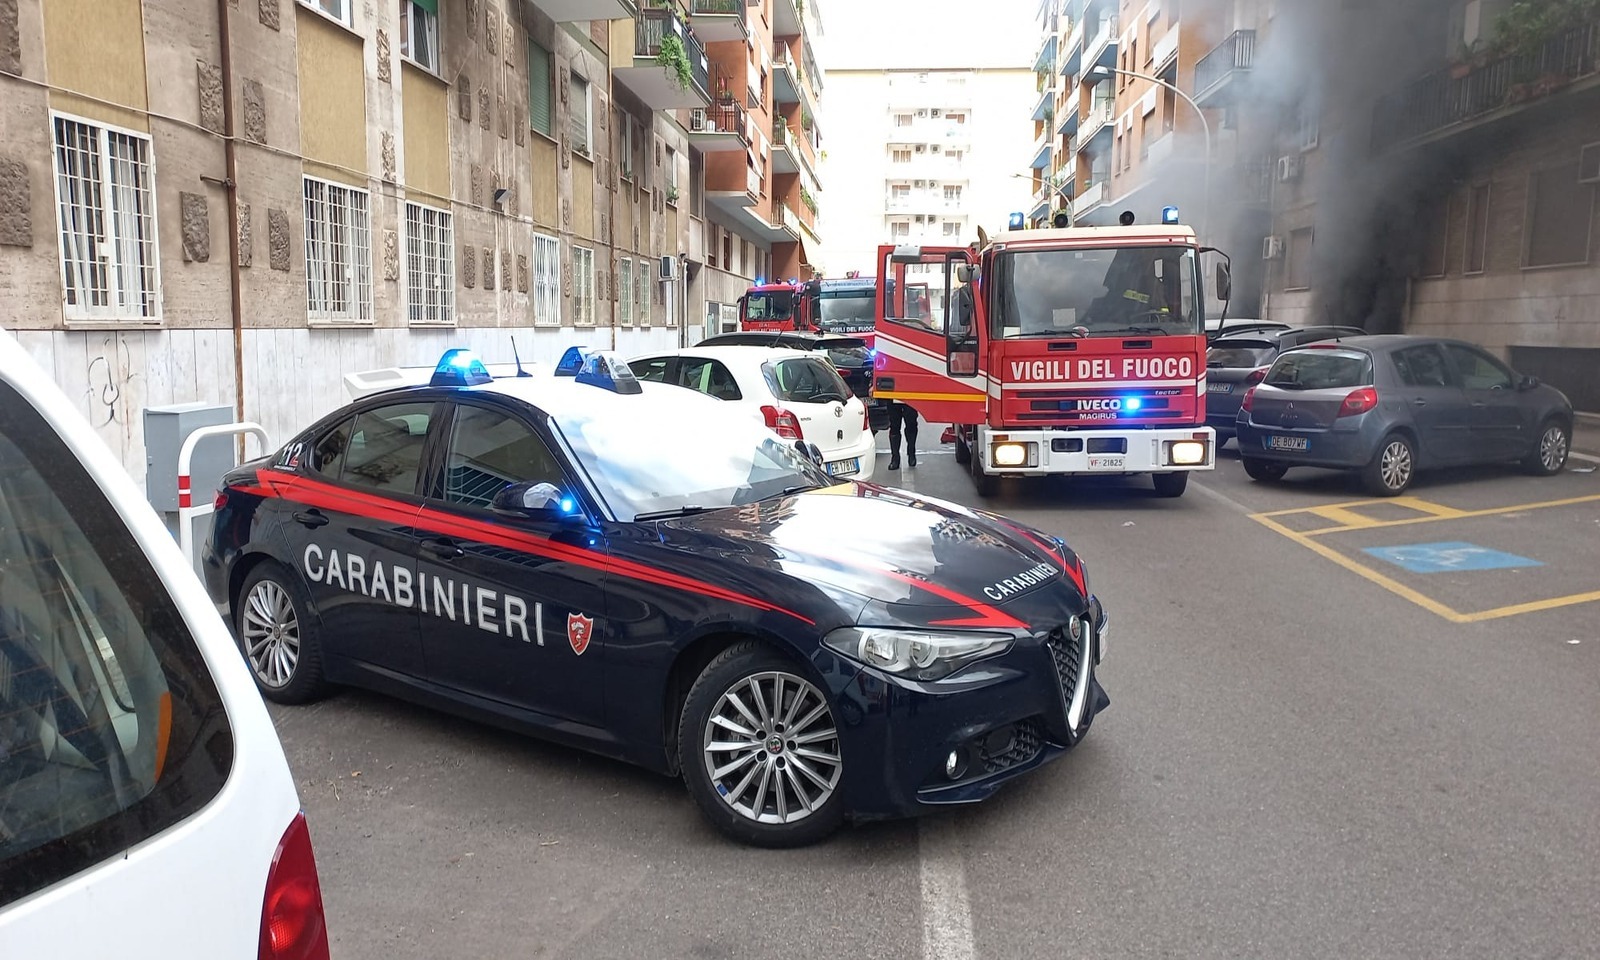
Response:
[993,246,1201,339]
[556,408,831,521]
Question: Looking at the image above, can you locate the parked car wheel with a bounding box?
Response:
[1151,472,1189,498]
[1523,418,1571,476]
[1362,433,1416,497]
[1241,458,1289,482]
[236,561,329,704]
[678,641,846,848]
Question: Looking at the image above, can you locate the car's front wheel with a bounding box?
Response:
[1523,418,1570,476]
[679,642,846,847]
[236,561,328,704]
[1242,458,1289,482]
[1362,433,1416,497]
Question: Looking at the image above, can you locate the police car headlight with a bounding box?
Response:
[823,627,1014,681]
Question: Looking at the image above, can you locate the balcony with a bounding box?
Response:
[1083,15,1118,74]
[1030,131,1052,170]
[1060,19,1084,77]
[688,0,747,42]
[1034,33,1058,73]
[1373,19,1600,150]
[531,0,635,21]
[1152,23,1180,71]
[688,99,748,152]
[1057,99,1080,136]
[772,120,816,178]
[1072,180,1108,219]
[1031,86,1055,122]
[1078,98,1114,148]
[1194,29,1256,107]
[773,0,802,37]
[774,49,802,104]
[615,8,711,109]
[889,118,972,145]
[1143,130,1176,165]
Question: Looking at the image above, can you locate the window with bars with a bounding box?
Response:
[303,177,373,322]
[618,257,634,326]
[572,245,595,325]
[892,149,912,164]
[532,233,561,325]
[529,41,554,138]
[299,0,351,26]
[404,201,453,325]
[570,74,591,156]
[637,258,651,326]
[51,116,161,322]
[398,0,439,74]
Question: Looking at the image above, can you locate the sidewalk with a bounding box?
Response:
[1573,413,1600,462]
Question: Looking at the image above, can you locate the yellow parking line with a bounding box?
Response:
[1300,492,1600,537]
[1391,496,1469,519]
[1304,504,1384,531]
[1255,498,1392,520]
[1456,590,1600,623]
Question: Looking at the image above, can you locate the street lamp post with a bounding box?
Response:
[1086,65,1212,240]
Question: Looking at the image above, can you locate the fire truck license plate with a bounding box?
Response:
[1088,455,1125,470]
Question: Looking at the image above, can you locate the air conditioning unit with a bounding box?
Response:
[659,255,679,281]
[1262,235,1284,260]
[1277,155,1304,182]
[1580,141,1600,184]
[914,180,926,188]
[690,109,707,131]
[915,144,927,153]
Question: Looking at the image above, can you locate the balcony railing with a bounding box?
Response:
[1374,19,1600,148]
[696,98,747,137]
[636,8,710,98]
[1083,15,1118,72]
[1072,180,1108,218]
[1194,29,1256,105]
[1078,99,1114,144]
[692,0,744,17]
[747,164,763,198]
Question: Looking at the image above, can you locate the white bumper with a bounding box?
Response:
[822,428,877,482]
[976,425,1216,476]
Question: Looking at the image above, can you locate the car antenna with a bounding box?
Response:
[510,336,532,377]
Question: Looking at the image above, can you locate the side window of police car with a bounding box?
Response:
[442,405,565,510]
[0,381,232,906]
[312,403,434,495]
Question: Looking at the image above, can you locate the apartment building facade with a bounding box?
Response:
[0,0,827,485]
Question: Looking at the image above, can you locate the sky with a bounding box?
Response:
[815,0,1040,72]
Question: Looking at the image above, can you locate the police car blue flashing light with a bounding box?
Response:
[430,349,493,387]
[575,350,643,395]
[1008,211,1026,229]
[554,346,593,377]
[1161,205,1181,225]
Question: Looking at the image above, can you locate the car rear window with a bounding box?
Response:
[763,357,852,403]
[1265,350,1373,390]
[0,380,233,907]
[1207,341,1275,368]
[822,342,871,368]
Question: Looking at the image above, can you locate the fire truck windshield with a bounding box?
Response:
[816,289,876,334]
[992,246,1201,340]
[746,291,794,321]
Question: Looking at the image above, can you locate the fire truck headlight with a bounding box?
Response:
[1169,440,1207,465]
[993,442,1030,467]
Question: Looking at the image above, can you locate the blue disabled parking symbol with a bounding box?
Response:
[1363,542,1543,574]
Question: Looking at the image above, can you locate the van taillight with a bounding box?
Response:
[1240,387,1257,412]
[761,405,802,440]
[259,812,330,960]
[1337,387,1379,418]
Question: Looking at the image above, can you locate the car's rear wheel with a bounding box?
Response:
[679,642,846,848]
[953,427,972,465]
[236,561,328,704]
[1362,433,1415,497]
[1151,471,1189,498]
[1242,458,1289,482]
[1523,418,1570,476]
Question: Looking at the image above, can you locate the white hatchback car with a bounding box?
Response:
[630,346,877,482]
[0,331,329,959]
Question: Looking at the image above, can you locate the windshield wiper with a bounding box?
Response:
[633,505,716,522]
[1102,325,1176,335]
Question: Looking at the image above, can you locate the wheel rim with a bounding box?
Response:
[241,580,300,688]
[1540,425,1569,471]
[1379,440,1413,490]
[702,671,841,826]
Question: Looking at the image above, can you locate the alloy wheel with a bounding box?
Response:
[1379,440,1413,492]
[702,671,842,825]
[1540,425,1569,472]
[242,579,300,688]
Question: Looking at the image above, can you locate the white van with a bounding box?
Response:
[0,331,329,960]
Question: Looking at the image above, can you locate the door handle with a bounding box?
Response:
[420,537,464,560]
[1412,398,1427,407]
[292,509,329,529]
[1471,401,1486,409]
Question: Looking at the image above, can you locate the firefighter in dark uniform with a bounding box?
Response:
[887,401,918,471]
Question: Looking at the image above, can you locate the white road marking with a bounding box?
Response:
[919,816,977,960]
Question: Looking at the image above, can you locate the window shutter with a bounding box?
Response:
[529,42,553,137]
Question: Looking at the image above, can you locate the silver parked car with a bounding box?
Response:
[1234,336,1574,495]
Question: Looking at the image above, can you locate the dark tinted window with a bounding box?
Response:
[677,358,743,400]
[340,402,434,495]
[821,341,871,368]
[309,418,353,475]
[764,357,851,403]
[443,405,564,509]
[631,357,673,383]
[1207,340,1275,368]
[1265,350,1372,389]
[1392,344,1454,388]
[1443,343,1513,390]
[0,381,233,906]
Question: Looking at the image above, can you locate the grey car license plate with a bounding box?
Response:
[1265,435,1309,452]
[1207,382,1232,393]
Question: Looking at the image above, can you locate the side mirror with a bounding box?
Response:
[490,481,579,520]
[1518,374,1539,391]
[794,439,824,464]
[1215,262,1233,302]
[955,263,977,284]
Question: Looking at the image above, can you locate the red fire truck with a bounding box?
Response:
[738,276,901,341]
[872,216,1230,498]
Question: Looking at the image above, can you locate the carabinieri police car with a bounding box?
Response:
[203,348,1110,847]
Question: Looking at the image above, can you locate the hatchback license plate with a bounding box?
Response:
[1088,455,1125,470]
[1207,382,1233,394]
[825,458,860,476]
[1265,435,1309,452]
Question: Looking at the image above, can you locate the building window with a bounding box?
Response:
[949,149,964,163]
[890,221,910,239]
[298,0,351,26]
[891,184,910,201]
[1465,183,1491,275]
[1524,163,1594,269]
[1285,227,1314,291]
[302,177,372,322]
[620,116,638,180]
[572,245,595,325]
[1418,193,1451,280]
[532,233,560,325]
[618,257,633,326]
[529,41,554,138]
[570,73,592,156]
[943,185,962,204]
[949,112,967,124]
[665,146,678,192]
[637,258,652,326]
[397,0,438,73]
[404,201,453,325]
[942,221,962,237]
[1289,98,1319,152]
[894,113,913,127]
[51,115,160,322]
[892,148,912,164]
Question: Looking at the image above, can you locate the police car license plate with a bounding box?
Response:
[825,458,860,476]
[1088,455,1125,470]
[1266,435,1309,452]
[1208,382,1232,393]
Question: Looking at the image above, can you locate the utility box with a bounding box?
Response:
[144,403,238,512]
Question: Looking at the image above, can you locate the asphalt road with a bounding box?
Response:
[273,431,1600,960]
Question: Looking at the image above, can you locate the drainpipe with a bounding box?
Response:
[217,0,246,429]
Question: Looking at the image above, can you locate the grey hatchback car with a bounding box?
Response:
[1207,325,1366,441]
[1234,336,1574,495]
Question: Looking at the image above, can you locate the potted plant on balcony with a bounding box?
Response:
[657,34,693,92]
[667,185,680,205]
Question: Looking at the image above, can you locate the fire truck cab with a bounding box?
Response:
[738,276,888,340]
[872,218,1230,498]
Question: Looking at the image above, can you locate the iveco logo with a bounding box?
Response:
[1077,399,1123,411]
